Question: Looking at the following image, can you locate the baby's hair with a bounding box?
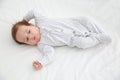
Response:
[11,20,31,44]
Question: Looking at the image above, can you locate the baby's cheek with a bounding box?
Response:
[31,40,37,45]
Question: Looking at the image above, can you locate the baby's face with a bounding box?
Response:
[16,25,41,45]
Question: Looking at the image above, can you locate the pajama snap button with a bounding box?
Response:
[85,32,87,34]
[85,35,89,37]
[73,31,75,33]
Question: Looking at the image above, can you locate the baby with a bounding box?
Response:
[11,9,111,70]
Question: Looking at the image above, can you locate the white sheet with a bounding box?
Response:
[0,0,120,80]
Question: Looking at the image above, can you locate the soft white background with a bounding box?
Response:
[0,0,120,80]
[0,0,120,35]
[0,0,120,32]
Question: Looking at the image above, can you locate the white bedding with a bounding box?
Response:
[0,0,120,80]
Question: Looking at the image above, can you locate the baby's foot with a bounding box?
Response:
[95,34,112,44]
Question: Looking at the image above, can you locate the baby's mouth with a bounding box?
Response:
[34,36,36,40]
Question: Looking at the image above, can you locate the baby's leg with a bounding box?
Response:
[76,16,105,34]
[80,17,112,44]
[70,33,111,49]
[69,17,112,49]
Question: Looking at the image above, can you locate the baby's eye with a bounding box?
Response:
[28,30,31,34]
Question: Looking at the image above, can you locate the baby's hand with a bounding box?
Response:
[33,61,42,70]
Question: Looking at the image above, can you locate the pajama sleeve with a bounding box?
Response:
[23,9,47,23]
[37,44,55,67]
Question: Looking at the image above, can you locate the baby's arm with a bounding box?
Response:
[23,10,35,22]
[23,9,47,23]
[33,44,55,70]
